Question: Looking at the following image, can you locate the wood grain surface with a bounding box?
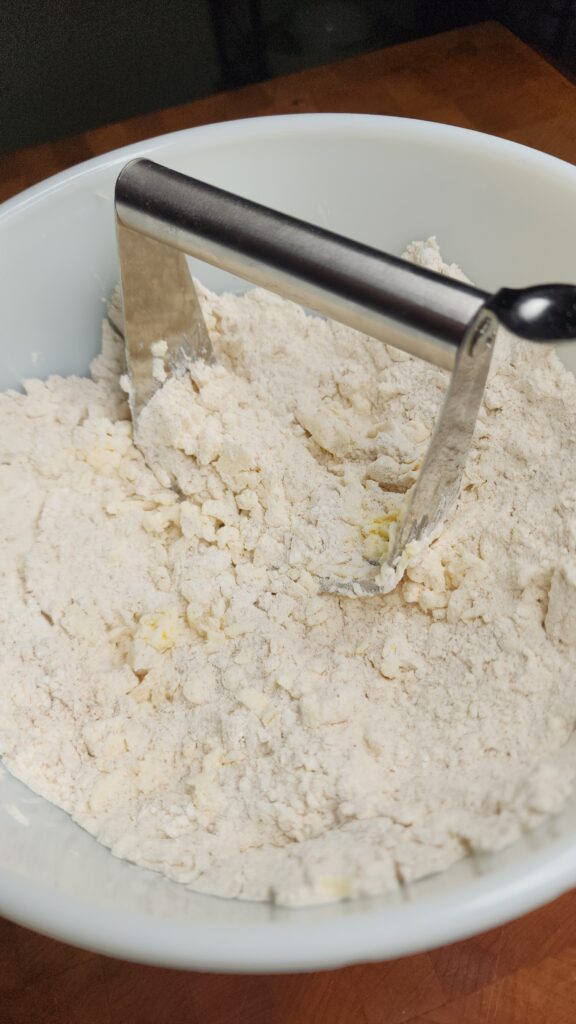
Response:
[2,893,576,1023]
[3,20,576,202]
[2,20,576,1024]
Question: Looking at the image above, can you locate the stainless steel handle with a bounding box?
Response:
[115,158,489,371]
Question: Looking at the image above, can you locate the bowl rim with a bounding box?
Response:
[3,111,576,227]
[2,112,576,971]
[1,825,575,971]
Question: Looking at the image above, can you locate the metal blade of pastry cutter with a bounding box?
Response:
[114,158,576,596]
[322,311,497,595]
[117,221,215,421]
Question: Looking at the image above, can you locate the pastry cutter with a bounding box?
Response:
[114,158,576,596]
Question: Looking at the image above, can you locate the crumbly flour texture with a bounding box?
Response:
[1,239,576,906]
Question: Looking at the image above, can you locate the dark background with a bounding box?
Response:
[1,0,574,153]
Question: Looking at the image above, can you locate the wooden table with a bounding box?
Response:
[2,20,576,1024]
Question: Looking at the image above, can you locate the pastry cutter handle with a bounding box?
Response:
[116,158,489,372]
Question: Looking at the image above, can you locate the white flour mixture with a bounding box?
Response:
[1,240,576,906]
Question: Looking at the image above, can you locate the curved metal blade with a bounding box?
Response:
[116,220,215,421]
[322,309,497,597]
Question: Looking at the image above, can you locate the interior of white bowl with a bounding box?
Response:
[1,114,576,971]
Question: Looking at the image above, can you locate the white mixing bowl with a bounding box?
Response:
[1,114,576,971]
